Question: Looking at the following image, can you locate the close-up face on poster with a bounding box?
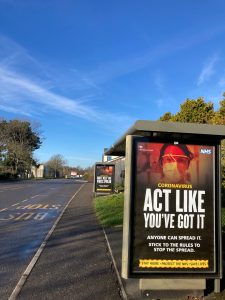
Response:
[131,140,216,276]
[95,164,114,193]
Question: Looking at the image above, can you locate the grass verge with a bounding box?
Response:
[94,193,124,227]
[222,208,225,232]
[94,193,225,230]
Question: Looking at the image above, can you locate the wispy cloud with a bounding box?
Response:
[218,74,225,87]
[0,104,32,116]
[197,54,219,86]
[0,36,132,132]
[0,26,224,130]
[88,26,225,84]
[153,71,169,109]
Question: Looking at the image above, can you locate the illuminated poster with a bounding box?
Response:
[131,140,216,275]
[95,164,115,193]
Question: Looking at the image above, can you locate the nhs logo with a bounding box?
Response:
[200,148,212,155]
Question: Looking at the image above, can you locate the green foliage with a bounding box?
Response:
[159,94,225,206]
[222,165,225,206]
[163,97,214,124]
[159,94,225,126]
[94,193,124,227]
[211,97,225,125]
[82,166,94,181]
[0,119,42,178]
[159,112,173,122]
[221,140,225,169]
[174,98,214,123]
[222,208,225,233]
[114,183,124,193]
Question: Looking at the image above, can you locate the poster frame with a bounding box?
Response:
[94,162,115,195]
[123,135,222,279]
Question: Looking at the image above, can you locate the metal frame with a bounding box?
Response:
[105,121,225,294]
[123,135,221,279]
[94,162,115,195]
[105,120,225,156]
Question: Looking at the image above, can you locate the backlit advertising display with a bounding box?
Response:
[94,164,115,194]
[130,138,219,276]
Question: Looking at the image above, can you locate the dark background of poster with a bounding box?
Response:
[130,139,216,276]
[95,164,115,193]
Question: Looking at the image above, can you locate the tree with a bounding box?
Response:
[160,97,215,124]
[45,154,67,178]
[83,165,94,181]
[0,120,8,163]
[211,96,225,191]
[0,119,42,178]
[159,112,173,122]
[211,93,225,125]
[158,94,225,203]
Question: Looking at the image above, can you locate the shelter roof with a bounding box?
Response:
[105,120,225,156]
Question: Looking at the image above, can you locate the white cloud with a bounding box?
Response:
[0,66,131,130]
[88,27,225,85]
[218,74,225,87]
[197,54,219,86]
[153,72,168,108]
[0,36,132,132]
[1,28,224,131]
[154,76,164,93]
[0,104,32,116]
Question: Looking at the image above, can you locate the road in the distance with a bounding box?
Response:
[0,179,85,300]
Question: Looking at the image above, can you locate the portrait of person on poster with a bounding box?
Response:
[96,165,113,177]
[136,142,213,187]
[132,140,215,274]
[159,144,194,184]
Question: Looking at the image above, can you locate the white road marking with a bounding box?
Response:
[0,208,8,212]
[11,203,20,207]
[8,183,86,300]
[0,194,54,214]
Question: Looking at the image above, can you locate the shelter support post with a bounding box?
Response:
[214,278,220,293]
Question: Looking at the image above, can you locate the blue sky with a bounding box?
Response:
[0,0,225,167]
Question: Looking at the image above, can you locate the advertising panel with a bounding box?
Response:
[95,164,115,194]
[130,138,217,276]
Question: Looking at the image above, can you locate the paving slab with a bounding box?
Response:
[105,227,225,300]
[14,182,225,300]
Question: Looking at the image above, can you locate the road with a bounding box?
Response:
[0,179,85,300]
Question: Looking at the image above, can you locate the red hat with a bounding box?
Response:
[163,145,187,157]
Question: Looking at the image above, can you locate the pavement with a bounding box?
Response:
[11,182,225,300]
[16,182,121,300]
[105,227,225,300]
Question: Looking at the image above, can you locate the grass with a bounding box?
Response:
[94,193,124,228]
[222,208,225,232]
[94,193,225,230]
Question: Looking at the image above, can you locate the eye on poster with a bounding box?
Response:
[130,139,217,276]
[95,164,115,194]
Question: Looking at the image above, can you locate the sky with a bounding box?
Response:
[0,0,225,168]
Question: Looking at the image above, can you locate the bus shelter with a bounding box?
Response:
[105,120,225,299]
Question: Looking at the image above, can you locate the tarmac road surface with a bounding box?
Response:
[0,180,121,300]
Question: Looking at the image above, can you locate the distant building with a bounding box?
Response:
[31,164,44,178]
[102,149,125,186]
